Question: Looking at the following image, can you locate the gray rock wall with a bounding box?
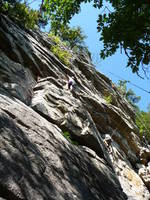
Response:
[0,14,149,200]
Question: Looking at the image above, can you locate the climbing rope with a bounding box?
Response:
[108,71,150,94]
[26,0,39,6]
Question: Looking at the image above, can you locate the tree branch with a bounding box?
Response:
[40,0,44,13]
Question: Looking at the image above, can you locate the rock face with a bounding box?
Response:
[0,14,149,200]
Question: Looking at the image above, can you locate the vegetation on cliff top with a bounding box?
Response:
[0,0,40,29]
[42,0,150,76]
[117,80,150,142]
[48,33,72,66]
[1,0,149,76]
[1,0,150,143]
[136,110,150,143]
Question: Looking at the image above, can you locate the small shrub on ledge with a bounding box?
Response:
[63,131,79,145]
[104,95,113,104]
[48,33,71,66]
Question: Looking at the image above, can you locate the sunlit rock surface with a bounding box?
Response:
[0,14,149,200]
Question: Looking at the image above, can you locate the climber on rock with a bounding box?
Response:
[67,75,75,91]
[104,134,112,153]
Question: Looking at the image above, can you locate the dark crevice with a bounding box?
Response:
[0,183,22,200]
[60,125,113,169]
[32,105,106,159]
[31,106,59,127]
[31,104,114,170]
[16,119,31,129]
[1,109,16,119]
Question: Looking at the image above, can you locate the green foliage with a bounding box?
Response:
[117,80,128,95]
[42,0,150,76]
[136,110,150,141]
[2,0,149,75]
[147,103,150,112]
[43,0,90,31]
[51,45,71,65]
[97,1,150,76]
[126,89,141,106]
[42,0,102,30]
[48,33,62,44]
[51,24,87,49]
[50,23,90,55]
[63,131,79,145]
[0,1,40,29]
[117,80,141,108]
[49,33,71,65]
[104,95,112,104]
[116,80,149,141]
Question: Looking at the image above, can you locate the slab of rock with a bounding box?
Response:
[138,163,150,190]
[0,94,127,200]
[0,13,150,200]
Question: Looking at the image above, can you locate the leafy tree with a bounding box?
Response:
[51,25,87,49]
[117,80,141,108]
[117,80,150,142]
[147,103,150,112]
[2,0,149,75]
[0,0,40,29]
[50,24,91,56]
[117,80,128,95]
[136,110,150,142]
[42,0,150,76]
[42,0,103,32]
[98,1,150,76]
[126,89,141,106]
[48,33,72,66]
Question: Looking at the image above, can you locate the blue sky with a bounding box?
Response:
[69,2,150,111]
[30,0,150,111]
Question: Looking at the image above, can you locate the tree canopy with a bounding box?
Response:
[42,0,102,31]
[1,0,150,142]
[0,0,40,29]
[117,80,150,143]
[1,0,150,76]
[98,1,150,77]
[136,110,150,143]
[117,80,141,109]
[51,25,87,50]
[42,0,150,77]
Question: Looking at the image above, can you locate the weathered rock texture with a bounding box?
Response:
[0,14,150,200]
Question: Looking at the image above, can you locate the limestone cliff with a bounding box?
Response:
[0,14,150,200]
